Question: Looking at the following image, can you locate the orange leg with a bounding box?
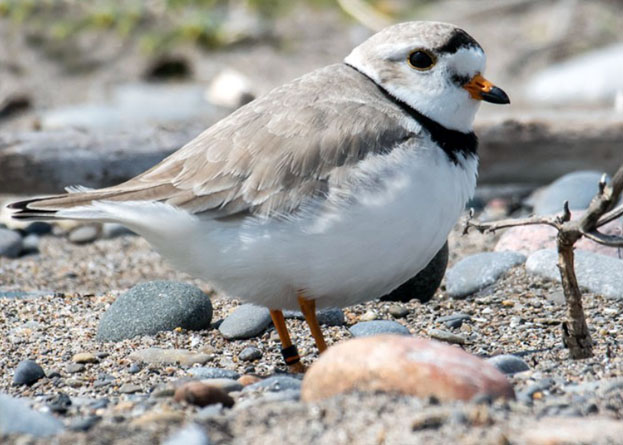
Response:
[297,294,328,353]
[269,309,306,373]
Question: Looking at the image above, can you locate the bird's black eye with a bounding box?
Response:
[408,50,436,71]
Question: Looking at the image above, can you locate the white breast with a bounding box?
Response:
[148,141,478,310]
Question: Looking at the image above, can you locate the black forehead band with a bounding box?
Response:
[435,29,482,55]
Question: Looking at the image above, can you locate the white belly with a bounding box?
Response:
[142,146,478,310]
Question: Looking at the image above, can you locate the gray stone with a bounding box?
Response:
[24,222,52,235]
[244,376,302,393]
[436,313,471,329]
[164,423,211,445]
[0,228,22,258]
[534,171,608,215]
[446,252,527,299]
[526,249,623,300]
[218,304,271,340]
[239,346,262,361]
[21,234,40,254]
[68,415,101,432]
[428,329,467,345]
[200,378,243,393]
[283,307,345,326]
[388,304,409,318]
[348,320,410,337]
[487,354,530,375]
[118,383,141,394]
[97,281,212,342]
[189,367,240,380]
[0,394,64,437]
[381,241,449,303]
[68,225,99,244]
[13,359,45,386]
[0,290,49,299]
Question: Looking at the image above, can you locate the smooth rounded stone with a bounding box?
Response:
[388,304,409,318]
[283,307,345,326]
[218,304,271,340]
[359,310,379,321]
[349,320,410,338]
[0,228,22,258]
[68,224,100,244]
[381,241,449,303]
[21,234,40,254]
[119,383,142,394]
[495,215,622,258]
[199,378,243,393]
[238,375,262,386]
[13,359,45,386]
[0,394,64,437]
[72,352,99,364]
[129,348,211,367]
[487,354,530,375]
[188,367,240,380]
[23,221,52,235]
[436,313,471,329]
[67,363,85,374]
[243,375,302,393]
[301,335,515,402]
[174,382,234,408]
[526,249,623,300]
[428,329,467,345]
[97,281,213,342]
[164,423,211,445]
[533,171,607,215]
[128,363,141,374]
[238,346,262,362]
[445,251,527,299]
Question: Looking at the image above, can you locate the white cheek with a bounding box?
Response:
[450,47,486,76]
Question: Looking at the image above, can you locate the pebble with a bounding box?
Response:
[428,328,467,345]
[238,374,261,386]
[436,313,471,329]
[239,346,262,361]
[97,281,213,342]
[218,304,271,340]
[67,363,85,374]
[0,394,64,437]
[128,363,141,374]
[174,382,235,408]
[118,383,142,394]
[359,310,379,321]
[188,367,240,380]
[48,393,72,414]
[526,249,623,300]
[199,378,243,393]
[164,423,211,445]
[445,251,527,299]
[244,375,302,393]
[533,170,607,215]
[72,352,99,364]
[381,241,449,303]
[13,359,45,386]
[349,320,410,337]
[24,221,52,235]
[68,416,101,432]
[129,348,211,367]
[21,234,40,254]
[487,354,531,375]
[68,224,100,244]
[283,307,345,326]
[0,228,22,258]
[301,336,514,402]
[388,304,409,318]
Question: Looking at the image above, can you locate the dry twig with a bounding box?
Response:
[464,165,623,359]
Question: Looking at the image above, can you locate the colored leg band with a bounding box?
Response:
[281,345,300,365]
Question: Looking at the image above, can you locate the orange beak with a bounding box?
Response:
[463,73,510,104]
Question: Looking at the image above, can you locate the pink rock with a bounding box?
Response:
[301,335,514,402]
[495,215,622,258]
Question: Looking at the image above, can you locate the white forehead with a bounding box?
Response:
[447,47,486,75]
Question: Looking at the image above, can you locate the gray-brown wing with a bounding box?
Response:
[101,64,417,219]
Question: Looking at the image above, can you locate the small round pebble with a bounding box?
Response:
[188,367,240,380]
[487,354,531,375]
[436,313,471,329]
[13,359,45,386]
[68,224,100,244]
[428,329,467,345]
[72,352,99,364]
[218,304,271,340]
[388,304,409,318]
[349,320,410,337]
[244,375,302,393]
[174,382,234,408]
[239,346,262,361]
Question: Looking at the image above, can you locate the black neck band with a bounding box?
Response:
[345,63,477,164]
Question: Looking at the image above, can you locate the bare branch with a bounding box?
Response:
[597,203,623,227]
[580,230,623,247]
[464,214,559,235]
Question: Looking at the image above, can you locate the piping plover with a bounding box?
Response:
[10,21,509,370]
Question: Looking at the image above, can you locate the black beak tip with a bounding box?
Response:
[481,86,510,105]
